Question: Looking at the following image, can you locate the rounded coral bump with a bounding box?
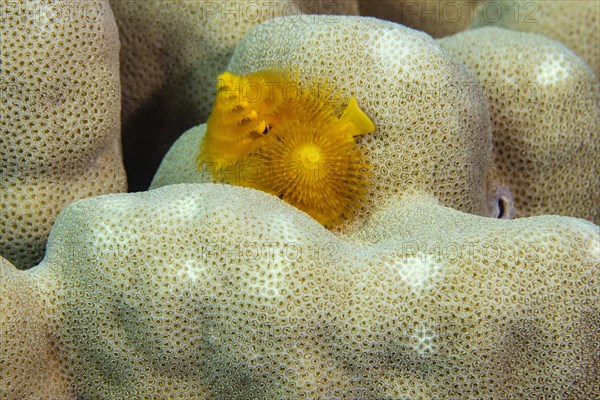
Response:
[197,69,375,227]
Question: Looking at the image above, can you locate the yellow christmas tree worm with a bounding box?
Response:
[197,69,375,226]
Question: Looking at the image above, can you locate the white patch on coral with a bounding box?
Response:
[386,253,442,292]
[590,241,600,262]
[372,30,410,63]
[171,196,201,217]
[412,323,437,355]
[536,54,568,85]
[177,259,205,282]
[584,228,600,262]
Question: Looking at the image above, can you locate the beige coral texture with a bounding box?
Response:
[472,0,600,79]
[1,0,127,269]
[1,2,599,400]
[438,27,600,224]
[1,183,598,399]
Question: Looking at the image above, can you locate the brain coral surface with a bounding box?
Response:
[472,0,600,79]
[152,15,496,231]
[0,256,74,398]
[1,183,598,399]
[0,0,127,269]
[438,27,600,224]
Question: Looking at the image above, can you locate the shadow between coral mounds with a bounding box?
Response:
[122,91,201,192]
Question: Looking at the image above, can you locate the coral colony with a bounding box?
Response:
[1,1,598,399]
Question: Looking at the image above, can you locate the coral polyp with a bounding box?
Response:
[197,69,375,226]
